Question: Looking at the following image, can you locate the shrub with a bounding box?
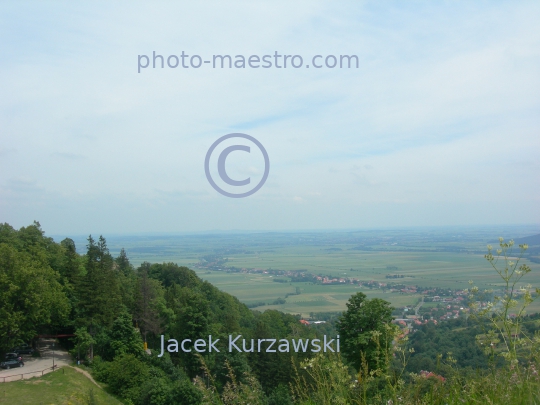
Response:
[137,376,173,405]
[267,384,293,405]
[93,353,149,402]
[171,378,203,405]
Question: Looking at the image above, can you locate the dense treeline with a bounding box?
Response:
[0,222,70,352]
[0,222,328,403]
[2,223,540,404]
[407,314,540,375]
[406,318,490,373]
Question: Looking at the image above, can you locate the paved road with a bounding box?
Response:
[0,339,71,382]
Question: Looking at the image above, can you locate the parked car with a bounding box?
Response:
[10,343,34,355]
[0,358,23,369]
[4,353,18,360]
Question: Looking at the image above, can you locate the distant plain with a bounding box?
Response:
[62,226,540,317]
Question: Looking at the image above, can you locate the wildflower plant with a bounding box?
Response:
[291,353,351,405]
[194,356,266,405]
[468,238,537,364]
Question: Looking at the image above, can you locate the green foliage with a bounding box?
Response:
[267,384,293,405]
[337,292,394,372]
[244,310,317,393]
[195,358,266,405]
[85,387,98,405]
[77,235,122,331]
[115,247,134,276]
[7,222,540,404]
[213,350,252,389]
[291,353,352,405]
[0,222,70,352]
[406,319,491,373]
[93,353,149,401]
[147,262,200,289]
[136,376,174,405]
[104,311,144,360]
[171,377,204,405]
[469,238,538,364]
[165,284,211,376]
[134,266,166,341]
[0,366,123,405]
[71,326,95,362]
[288,238,540,404]
[60,237,83,284]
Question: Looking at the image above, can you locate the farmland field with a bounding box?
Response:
[205,249,510,289]
[60,226,540,316]
[191,270,424,316]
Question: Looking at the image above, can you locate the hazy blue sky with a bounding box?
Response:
[1,1,539,235]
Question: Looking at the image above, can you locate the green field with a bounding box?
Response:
[63,226,540,316]
[192,246,540,317]
[193,270,424,316]
[213,248,525,289]
[0,367,122,405]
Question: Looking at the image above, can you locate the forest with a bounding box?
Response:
[1,222,540,404]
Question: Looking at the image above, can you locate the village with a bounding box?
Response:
[195,256,518,336]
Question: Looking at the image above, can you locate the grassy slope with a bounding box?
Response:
[0,367,122,405]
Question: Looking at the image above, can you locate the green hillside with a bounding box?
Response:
[0,367,122,405]
[2,222,540,404]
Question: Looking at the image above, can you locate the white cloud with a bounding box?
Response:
[0,1,539,233]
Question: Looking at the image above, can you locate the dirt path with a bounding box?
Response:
[68,365,101,388]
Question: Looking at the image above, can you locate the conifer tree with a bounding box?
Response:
[134,266,164,347]
[115,248,133,276]
[60,238,81,284]
[77,235,122,359]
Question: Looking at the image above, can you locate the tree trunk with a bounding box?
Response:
[89,324,94,361]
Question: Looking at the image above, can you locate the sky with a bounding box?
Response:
[1,1,539,235]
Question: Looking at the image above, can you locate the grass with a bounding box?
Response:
[189,245,539,316]
[223,248,530,290]
[192,270,424,316]
[0,367,123,405]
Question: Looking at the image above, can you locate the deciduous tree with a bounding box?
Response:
[337,292,394,372]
